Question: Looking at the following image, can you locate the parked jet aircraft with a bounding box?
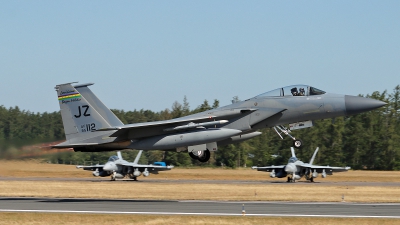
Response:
[53,82,386,163]
[76,150,173,181]
[252,147,350,182]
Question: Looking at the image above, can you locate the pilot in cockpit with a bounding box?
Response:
[291,87,298,96]
[298,88,305,96]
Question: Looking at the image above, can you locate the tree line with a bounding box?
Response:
[0,85,399,170]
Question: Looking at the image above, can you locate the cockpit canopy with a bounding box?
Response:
[255,85,326,98]
[108,155,119,162]
[288,156,298,163]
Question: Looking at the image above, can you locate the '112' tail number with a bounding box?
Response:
[81,123,95,132]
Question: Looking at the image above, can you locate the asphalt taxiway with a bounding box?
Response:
[1,176,400,218]
[0,197,400,218]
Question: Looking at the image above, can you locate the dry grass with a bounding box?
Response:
[0,213,399,225]
[1,159,400,183]
[1,180,400,202]
[0,160,86,178]
[1,160,400,202]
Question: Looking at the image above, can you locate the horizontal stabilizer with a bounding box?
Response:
[52,142,99,149]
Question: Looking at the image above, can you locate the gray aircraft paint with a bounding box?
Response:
[53,82,386,162]
[74,83,124,127]
[55,83,117,147]
[252,147,350,182]
[128,128,241,150]
[76,150,173,180]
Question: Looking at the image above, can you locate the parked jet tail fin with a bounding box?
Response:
[117,151,123,160]
[55,82,117,142]
[133,150,143,164]
[309,147,319,165]
[290,147,296,158]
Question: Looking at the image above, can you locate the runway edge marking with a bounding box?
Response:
[1,209,400,219]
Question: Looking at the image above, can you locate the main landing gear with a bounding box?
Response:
[305,170,314,182]
[287,174,296,183]
[128,174,138,181]
[273,125,303,148]
[189,150,211,163]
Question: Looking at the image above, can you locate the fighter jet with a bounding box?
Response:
[53,82,386,163]
[252,147,350,182]
[76,150,173,181]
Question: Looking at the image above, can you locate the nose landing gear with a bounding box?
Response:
[273,125,303,148]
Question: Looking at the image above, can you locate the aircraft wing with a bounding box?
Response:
[251,165,285,172]
[300,165,350,173]
[76,165,104,171]
[120,163,174,173]
[97,115,222,138]
[310,165,350,172]
[96,107,285,140]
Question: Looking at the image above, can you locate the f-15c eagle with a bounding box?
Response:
[52,82,386,163]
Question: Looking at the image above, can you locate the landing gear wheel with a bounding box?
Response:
[111,173,116,181]
[189,152,199,160]
[293,139,303,148]
[128,174,137,181]
[197,150,211,163]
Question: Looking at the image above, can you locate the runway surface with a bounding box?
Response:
[1,197,400,218]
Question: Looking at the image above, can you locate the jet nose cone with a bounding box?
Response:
[284,164,296,173]
[103,162,115,171]
[345,95,387,116]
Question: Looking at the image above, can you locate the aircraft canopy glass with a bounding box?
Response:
[282,85,308,96]
[255,88,282,97]
[288,157,297,163]
[309,86,326,95]
[108,155,119,162]
[255,85,326,98]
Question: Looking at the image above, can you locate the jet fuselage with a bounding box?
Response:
[54,83,386,161]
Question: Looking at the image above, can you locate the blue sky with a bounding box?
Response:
[1,1,399,113]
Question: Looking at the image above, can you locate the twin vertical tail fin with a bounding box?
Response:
[290,147,296,158]
[309,147,319,165]
[55,82,123,142]
[117,151,123,160]
[133,150,143,164]
[115,150,142,164]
